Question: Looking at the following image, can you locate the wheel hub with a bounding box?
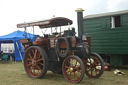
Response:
[32,59,36,65]
[69,67,74,72]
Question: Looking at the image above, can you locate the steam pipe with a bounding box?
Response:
[75,8,84,38]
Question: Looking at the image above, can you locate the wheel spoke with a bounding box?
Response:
[30,66,35,74]
[30,66,33,71]
[28,58,32,61]
[65,65,69,69]
[38,62,44,66]
[32,49,35,55]
[76,69,82,74]
[28,62,32,67]
[69,71,72,79]
[74,65,80,70]
[28,54,33,61]
[34,50,38,59]
[33,68,35,75]
[90,68,93,76]
[35,64,42,72]
[68,60,72,66]
[37,69,39,74]
[38,53,41,59]
[73,72,76,79]
[74,72,79,79]
[36,58,43,62]
[66,70,70,73]
[94,59,100,65]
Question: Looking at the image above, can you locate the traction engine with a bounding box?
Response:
[17,9,104,83]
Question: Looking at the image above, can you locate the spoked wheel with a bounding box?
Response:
[24,46,48,78]
[62,55,85,83]
[84,53,104,78]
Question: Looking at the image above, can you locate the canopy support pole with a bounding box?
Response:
[24,27,27,39]
[33,26,35,40]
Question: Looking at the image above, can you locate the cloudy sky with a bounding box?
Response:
[0,0,128,36]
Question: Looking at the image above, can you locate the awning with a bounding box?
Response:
[17,17,73,28]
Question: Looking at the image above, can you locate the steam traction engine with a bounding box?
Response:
[17,9,104,83]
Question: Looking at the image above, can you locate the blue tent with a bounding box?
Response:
[0,30,35,61]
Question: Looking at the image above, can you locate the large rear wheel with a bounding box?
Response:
[24,46,48,78]
[62,55,85,83]
[84,53,104,78]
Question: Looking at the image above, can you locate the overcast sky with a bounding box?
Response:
[0,0,128,36]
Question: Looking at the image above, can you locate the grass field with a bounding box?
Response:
[0,62,128,85]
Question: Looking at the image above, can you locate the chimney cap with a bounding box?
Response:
[75,8,84,12]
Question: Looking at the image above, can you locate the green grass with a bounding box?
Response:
[0,62,128,85]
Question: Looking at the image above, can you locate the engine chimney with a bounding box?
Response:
[75,8,84,38]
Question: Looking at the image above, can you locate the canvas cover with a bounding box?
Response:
[0,30,35,61]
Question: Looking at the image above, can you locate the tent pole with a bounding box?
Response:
[33,26,34,35]
[24,27,27,39]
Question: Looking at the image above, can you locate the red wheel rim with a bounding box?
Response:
[24,47,44,78]
[84,55,102,78]
[63,57,83,83]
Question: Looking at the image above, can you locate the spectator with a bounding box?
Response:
[0,51,3,61]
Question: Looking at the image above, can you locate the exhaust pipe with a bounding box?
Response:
[75,8,84,38]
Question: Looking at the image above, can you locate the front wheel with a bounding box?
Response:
[24,46,48,78]
[62,55,85,83]
[84,53,104,78]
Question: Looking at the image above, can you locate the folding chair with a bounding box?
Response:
[2,54,8,63]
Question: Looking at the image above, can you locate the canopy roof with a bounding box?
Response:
[17,17,73,28]
[0,30,35,42]
[0,30,35,61]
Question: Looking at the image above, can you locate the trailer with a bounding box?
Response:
[83,9,128,66]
